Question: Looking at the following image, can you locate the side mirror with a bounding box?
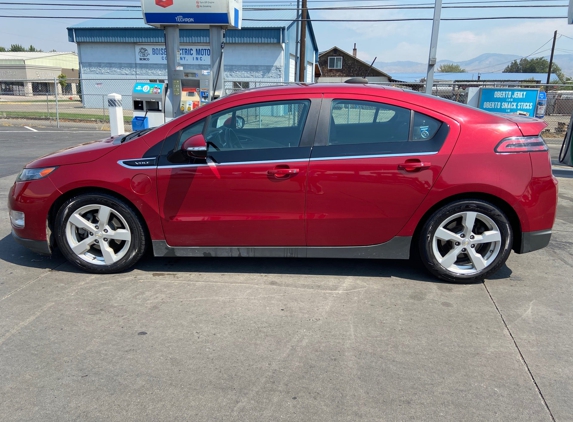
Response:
[236,116,245,129]
[182,134,207,158]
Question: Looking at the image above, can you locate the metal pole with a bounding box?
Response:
[298,0,307,83]
[547,30,557,85]
[425,0,442,95]
[210,26,225,101]
[54,77,60,128]
[165,26,182,119]
[295,0,300,82]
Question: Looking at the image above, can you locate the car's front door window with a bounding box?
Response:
[205,100,311,151]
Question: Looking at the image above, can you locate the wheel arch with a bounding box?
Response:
[47,187,152,251]
[410,192,522,258]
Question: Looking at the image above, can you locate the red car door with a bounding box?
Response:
[156,98,318,247]
[306,96,460,246]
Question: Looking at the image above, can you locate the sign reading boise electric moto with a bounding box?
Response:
[136,45,211,64]
[141,0,242,28]
[478,88,539,118]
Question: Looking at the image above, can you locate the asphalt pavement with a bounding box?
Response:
[0,124,572,421]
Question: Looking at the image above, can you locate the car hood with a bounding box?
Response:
[26,136,120,168]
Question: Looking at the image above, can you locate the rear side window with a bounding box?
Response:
[412,112,442,141]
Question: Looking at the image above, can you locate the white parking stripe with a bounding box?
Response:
[24,126,38,132]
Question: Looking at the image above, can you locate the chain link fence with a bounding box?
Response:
[0,78,135,130]
[1,78,572,139]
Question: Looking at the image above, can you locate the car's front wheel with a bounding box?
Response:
[55,193,146,273]
[419,199,513,283]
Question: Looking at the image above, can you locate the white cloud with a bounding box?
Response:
[446,31,487,46]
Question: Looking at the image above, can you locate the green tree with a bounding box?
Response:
[57,73,68,92]
[0,46,6,52]
[28,45,42,52]
[9,44,26,52]
[503,57,566,82]
[437,63,466,73]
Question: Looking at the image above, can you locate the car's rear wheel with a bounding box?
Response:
[419,200,512,283]
[55,193,146,273]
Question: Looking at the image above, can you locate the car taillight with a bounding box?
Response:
[494,136,548,153]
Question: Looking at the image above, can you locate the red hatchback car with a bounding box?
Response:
[8,84,558,282]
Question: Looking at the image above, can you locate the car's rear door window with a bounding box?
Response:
[320,99,447,158]
[330,100,411,144]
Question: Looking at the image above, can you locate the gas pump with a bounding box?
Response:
[175,70,211,114]
[560,112,573,166]
[132,81,167,130]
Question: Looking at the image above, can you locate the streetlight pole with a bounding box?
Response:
[425,0,442,95]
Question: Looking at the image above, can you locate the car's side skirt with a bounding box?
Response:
[152,237,412,260]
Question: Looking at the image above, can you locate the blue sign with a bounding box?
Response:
[478,88,539,117]
[133,83,163,95]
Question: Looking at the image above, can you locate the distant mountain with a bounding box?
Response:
[376,53,573,78]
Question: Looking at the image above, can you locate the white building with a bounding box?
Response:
[0,52,79,96]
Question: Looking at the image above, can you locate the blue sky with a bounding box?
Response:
[1,0,573,68]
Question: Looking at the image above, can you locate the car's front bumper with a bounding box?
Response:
[11,229,51,255]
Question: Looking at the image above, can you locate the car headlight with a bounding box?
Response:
[16,167,57,182]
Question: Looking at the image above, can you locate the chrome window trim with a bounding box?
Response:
[309,151,437,162]
[118,151,438,170]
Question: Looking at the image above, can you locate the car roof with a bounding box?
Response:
[218,83,519,126]
[223,83,478,119]
[231,83,401,97]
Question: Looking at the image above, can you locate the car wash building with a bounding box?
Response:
[67,9,318,109]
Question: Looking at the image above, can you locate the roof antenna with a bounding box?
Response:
[365,57,377,78]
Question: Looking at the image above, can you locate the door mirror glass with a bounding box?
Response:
[182,134,207,158]
[236,115,245,129]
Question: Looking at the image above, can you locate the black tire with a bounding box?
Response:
[419,199,512,283]
[54,193,147,274]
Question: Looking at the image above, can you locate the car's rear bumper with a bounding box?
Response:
[11,230,51,255]
[518,229,552,254]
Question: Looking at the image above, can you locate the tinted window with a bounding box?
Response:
[412,112,442,141]
[206,100,310,151]
[329,100,411,145]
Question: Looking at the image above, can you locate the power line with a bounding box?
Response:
[0,15,567,21]
[0,0,567,10]
[0,2,140,7]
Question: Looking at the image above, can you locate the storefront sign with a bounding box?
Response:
[135,45,211,64]
[478,88,539,118]
[141,0,242,28]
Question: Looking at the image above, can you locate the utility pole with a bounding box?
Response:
[298,0,307,83]
[425,0,442,95]
[546,30,557,85]
[295,0,300,82]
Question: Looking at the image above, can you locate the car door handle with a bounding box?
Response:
[267,168,299,178]
[398,159,431,172]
